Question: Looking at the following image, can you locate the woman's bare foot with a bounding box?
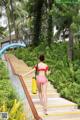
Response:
[43,109,48,115]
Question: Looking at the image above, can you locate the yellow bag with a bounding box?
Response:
[32,77,37,94]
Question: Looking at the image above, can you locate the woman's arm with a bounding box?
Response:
[22,68,35,76]
[46,70,51,76]
[45,65,51,75]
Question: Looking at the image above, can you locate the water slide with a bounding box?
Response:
[0,43,26,57]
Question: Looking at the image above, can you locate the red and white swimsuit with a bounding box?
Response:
[34,65,48,84]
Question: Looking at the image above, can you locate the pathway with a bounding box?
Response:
[6,54,80,120]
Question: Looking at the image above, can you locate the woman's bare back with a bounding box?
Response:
[38,62,48,76]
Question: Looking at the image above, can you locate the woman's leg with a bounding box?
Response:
[36,81,43,105]
[42,82,47,114]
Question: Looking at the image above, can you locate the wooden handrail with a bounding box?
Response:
[4,54,43,120]
[19,75,42,120]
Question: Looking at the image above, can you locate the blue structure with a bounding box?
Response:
[0,43,26,57]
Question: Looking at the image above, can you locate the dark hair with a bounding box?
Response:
[39,54,45,61]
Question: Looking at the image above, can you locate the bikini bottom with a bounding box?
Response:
[36,75,47,84]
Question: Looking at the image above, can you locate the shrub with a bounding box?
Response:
[0,61,17,108]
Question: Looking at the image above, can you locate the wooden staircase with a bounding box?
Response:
[6,54,80,120]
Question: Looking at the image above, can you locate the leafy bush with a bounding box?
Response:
[0,99,28,120]
[0,60,17,108]
[0,61,9,79]
[75,69,80,84]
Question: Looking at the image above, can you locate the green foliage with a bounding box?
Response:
[75,69,80,84]
[70,23,78,33]
[0,99,27,120]
[0,60,17,108]
[0,61,9,80]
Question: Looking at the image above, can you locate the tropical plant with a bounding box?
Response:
[0,99,27,120]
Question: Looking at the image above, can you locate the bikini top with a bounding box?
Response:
[34,65,48,72]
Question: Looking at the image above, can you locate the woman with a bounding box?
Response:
[23,54,49,115]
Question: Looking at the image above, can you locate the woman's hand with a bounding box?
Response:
[46,70,51,75]
[22,72,29,77]
[21,68,35,77]
[48,70,51,74]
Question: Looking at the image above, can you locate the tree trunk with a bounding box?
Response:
[67,28,73,61]
[10,0,18,41]
[33,0,44,46]
[47,14,53,46]
[4,1,12,42]
[47,0,53,46]
[7,17,12,43]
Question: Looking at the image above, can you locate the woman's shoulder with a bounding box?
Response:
[44,62,48,66]
[38,62,48,67]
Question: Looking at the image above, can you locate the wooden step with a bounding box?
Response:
[30,93,60,99]
[33,98,77,109]
[40,110,80,120]
[41,115,80,120]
